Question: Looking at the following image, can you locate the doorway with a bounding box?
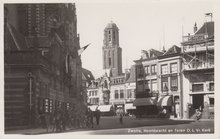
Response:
[192,94,204,109]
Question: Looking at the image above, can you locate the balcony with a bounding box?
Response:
[182,42,214,53]
[182,33,208,43]
[183,61,214,71]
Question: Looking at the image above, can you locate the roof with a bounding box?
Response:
[105,21,119,30]
[135,49,163,62]
[5,23,29,51]
[82,68,95,83]
[162,45,181,56]
[195,21,214,38]
[126,65,136,83]
[147,49,163,57]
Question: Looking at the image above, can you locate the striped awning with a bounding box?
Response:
[88,105,98,112]
[98,105,113,112]
[207,94,214,98]
[125,103,136,110]
[157,96,172,106]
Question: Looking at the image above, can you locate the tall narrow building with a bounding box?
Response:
[102,21,122,77]
[4,3,84,130]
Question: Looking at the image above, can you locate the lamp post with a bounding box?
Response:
[28,72,33,126]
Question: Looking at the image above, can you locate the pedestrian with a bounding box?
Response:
[89,109,94,128]
[51,113,56,132]
[45,113,50,133]
[164,108,167,118]
[56,111,62,132]
[95,107,101,125]
[119,113,123,124]
[61,112,66,131]
[196,109,202,121]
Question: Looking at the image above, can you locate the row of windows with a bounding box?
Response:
[144,65,157,75]
[137,63,178,78]
[112,78,124,84]
[137,77,178,92]
[88,91,98,96]
[161,76,178,92]
[114,89,135,99]
[114,90,124,99]
[192,83,214,92]
[137,80,157,92]
[88,98,99,105]
[161,63,177,74]
[88,89,135,99]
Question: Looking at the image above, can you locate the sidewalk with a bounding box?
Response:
[5,117,214,135]
[5,127,87,135]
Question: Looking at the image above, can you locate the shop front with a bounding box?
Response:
[124,103,136,115]
[97,105,114,116]
[133,97,158,117]
[157,95,173,118]
[112,101,125,115]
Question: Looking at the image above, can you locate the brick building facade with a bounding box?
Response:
[4,3,85,130]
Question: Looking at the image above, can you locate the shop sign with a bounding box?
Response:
[44,98,49,113]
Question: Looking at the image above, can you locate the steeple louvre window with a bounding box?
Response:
[108,30,111,42]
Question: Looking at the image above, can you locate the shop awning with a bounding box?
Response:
[98,105,112,112]
[207,94,214,98]
[125,103,136,110]
[133,97,157,106]
[88,105,98,112]
[157,96,172,106]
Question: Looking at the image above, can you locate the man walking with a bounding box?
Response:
[95,107,101,126]
[89,109,94,128]
[119,113,123,124]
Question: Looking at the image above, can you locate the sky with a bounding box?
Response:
[75,1,215,78]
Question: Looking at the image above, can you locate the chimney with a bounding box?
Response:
[162,46,166,53]
[194,22,197,33]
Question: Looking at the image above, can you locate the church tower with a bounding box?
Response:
[102,21,122,77]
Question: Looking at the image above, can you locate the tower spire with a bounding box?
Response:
[102,21,122,76]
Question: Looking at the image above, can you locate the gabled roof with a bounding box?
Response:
[195,21,214,38]
[126,65,136,83]
[82,68,95,83]
[140,49,163,60]
[162,45,181,56]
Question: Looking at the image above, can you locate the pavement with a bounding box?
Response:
[5,116,214,135]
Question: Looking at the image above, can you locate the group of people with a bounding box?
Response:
[86,107,101,128]
[37,108,90,133]
[37,109,70,133]
[38,106,126,132]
